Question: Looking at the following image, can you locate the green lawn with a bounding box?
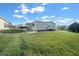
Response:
[0,31,79,56]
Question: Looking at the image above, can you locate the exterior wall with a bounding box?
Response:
[0,17,12,29]
[31,21,56,31]
[26,23,34,30]
[0,18,5,29]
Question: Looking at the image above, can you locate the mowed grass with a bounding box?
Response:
[0,31,79,56]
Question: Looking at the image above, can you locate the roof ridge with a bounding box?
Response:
[0,16,12,25]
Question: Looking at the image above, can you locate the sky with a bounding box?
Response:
[0,3,79,26]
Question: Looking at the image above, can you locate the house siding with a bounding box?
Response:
[31,21,56,31]
[0,17,12,29]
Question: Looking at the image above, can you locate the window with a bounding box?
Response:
[4,23,10,28]
[4,23,7,28]
[32,23,34,26]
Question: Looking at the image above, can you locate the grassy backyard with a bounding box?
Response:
[0,31,79,56]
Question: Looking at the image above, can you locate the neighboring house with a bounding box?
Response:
[14,24,27,31]
[0,16,12,29]
[26,21,56,31]
[58,26,68,30]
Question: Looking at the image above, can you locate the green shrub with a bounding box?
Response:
[0,29,24,33]
[68,22,79,32]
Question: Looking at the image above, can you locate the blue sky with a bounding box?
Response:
[0,3,79,26]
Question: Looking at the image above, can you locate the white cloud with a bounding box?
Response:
[41,3,48,6]
[41,15,54,22]
[76,20,79,23]
[20,8,30,14]
[24,17,29,20]
[54,18,74,26]
[30,6,44,13]
[61,7,69,10]
[51,16,55,18]
[13,14,25,18]
[19,4,27,9]
[26,20,34,23]
[41,15,55,20]
[36,17,39,20]
[42,16,49,19]
[14,10,19,13]
[41,19,52,22]
[19,4,30,14]
[14,4,45,14]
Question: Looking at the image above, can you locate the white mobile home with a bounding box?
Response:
[0,17,12,29]
[26,21,56,31]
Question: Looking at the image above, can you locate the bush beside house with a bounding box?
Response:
[0,29,24,33]
[68,22,79,32]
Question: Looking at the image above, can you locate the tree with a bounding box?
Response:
[68,22,79,32]
[58,26,68,30]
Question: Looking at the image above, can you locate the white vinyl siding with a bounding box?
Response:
[31,21,56,31]
[0,17,12,29]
